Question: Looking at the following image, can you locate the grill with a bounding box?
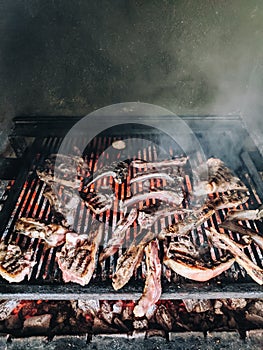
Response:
[0,112,263,300]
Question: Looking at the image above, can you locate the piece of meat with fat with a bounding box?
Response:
[121,185,184,210]
[159,190,249,238]
[0,242,36,283]
[159,205,215,238]
[131,157,188,168]
[163,235,235,282]
[56,221,104,286]
[37,170,82,188]
[193,158,248,196]
[226,205,263,221]
[43,186,81,228]
[81,190,114,214]
[99,208,138,263]
[137,203,191,229]
[36,153,88,189]
[99,203,188,255]
[15,217,68,247]
[219,220,263,251]
[130,171,179,185]
[207,227,263,285]
[133,240,162,317]
[83,160,129,187]
[112,230,155,290]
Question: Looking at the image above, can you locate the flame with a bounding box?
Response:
[11,300,31,315]
[122,301,135,309]
[85,313,93,322]
[11,300,45,318]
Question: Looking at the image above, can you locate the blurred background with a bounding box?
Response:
[0,0,262,150]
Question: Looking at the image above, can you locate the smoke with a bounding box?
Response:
[0,0,263,146]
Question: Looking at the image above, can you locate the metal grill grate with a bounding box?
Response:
[0,115,263,299]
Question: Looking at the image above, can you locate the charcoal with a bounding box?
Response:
[112,317,129,332]
[248,300,263,317]
[133,318,148,330]
[214,300,223,315]
[112,301,123,315]
[122,306,133,322]
[183,299,212,313]
[155,305,173,331]
[4,314,22,330]
[78,300,100,317]
[228,316,237,329]
[0,300,20,321]
[92,317,118,334]
[227,299,247,310]
[245,312,263,327]
[99,301,114,324]
[23,314,52,334]
[146,329,167,338]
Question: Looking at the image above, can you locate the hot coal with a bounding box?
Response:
[0,298,262,338]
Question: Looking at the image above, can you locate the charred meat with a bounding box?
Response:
[83,160,129,187]
[219,220,263,251]
[160,190,249,238]
[37,153,89,189]
[99,208,138,263]
[130,171,178,185]
[15,217,68,247]
[193,158,248,196]
[209,190,249,209]
[133,240,162,317]
[226,205,263,221]
[160,205,215,238]
[121,185,184,210]
[137,203,191,229]
[207,227,263,285]
[163,235,234,282]
[43,186,81,228]
[81,190,114,214]
[112,230,155,290]
[131,157,188,169]
[56,221,104,286]
[0,242,35,283]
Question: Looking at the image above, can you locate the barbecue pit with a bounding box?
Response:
[0,104,262,347]
[0,104,262,300]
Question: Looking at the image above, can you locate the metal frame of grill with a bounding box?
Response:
[0,115,263,299]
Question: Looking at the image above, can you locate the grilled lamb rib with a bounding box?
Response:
[130,171,179,185]
[160,190,249,238]
[43,186,81,228]
[99,208,138,263]
[56,221,104,286]
[37,153,89,189]
[121,185,184,210]
[83,160,129,187]
[163,235,235,282]
[226,205,263,221]
[133,240,162,317]
[112,230,155,290]
[15,217,68,247]
[81,190,114,214]
[137,203,191,229]
[0,242,35,283]
[207,227,263,285]
[219,220,263,252]
[100,203,191,264]
[131,157,188,169]
[193,158,248,196]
